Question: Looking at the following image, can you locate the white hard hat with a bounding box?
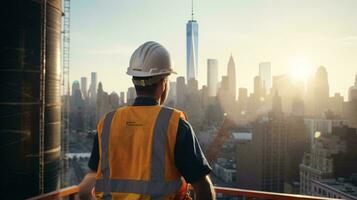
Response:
[127,41,176,77]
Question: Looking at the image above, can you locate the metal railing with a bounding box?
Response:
[27,185,339,200]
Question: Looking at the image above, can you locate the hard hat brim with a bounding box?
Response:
[127,69,177,77]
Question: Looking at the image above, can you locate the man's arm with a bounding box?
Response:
[79,133,100,200]
[78,171,96,200]
[191,175,216,200]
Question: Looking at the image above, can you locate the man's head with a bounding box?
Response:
[127,41,176,105]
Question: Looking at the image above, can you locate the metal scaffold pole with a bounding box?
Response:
[61,0,71,187]
[39,0,47,194]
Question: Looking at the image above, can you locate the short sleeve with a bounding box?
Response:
[88,115,107,172]
[88,133,99,172]
[174,118,212,183]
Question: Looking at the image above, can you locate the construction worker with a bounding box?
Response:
[78,41,215,200]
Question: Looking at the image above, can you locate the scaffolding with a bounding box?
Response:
[39,0,47,194]
[61,0,71,187]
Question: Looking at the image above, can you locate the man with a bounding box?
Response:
[79,41,215,200]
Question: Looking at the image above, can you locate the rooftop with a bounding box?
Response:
[313,178,357,199]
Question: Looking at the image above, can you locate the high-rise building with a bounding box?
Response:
[71,80,80,96]
[348,74,357,101]
[168,82,177,100]
[187,77,199,94]
[176,76,186,109]
[300,125,357,196]
[348,75,357,129]
[96,82,108,119]
[80,77,88,99]
[70,81,85,131]
[109,92,119,110]
[119,92,125,105]
[236,113,308,193]
[166,81,177,107]
[328,93,344,116]
[201,85,209,106]
[272,91,282,113]
[186,1,198,81]
[207,59,218,97]
[238,88,248,114]
[254,76,262,99]
[291,96,305,117]
[89,72,97,101]
[272,74,299,113]
[127,87,136,105]
[259,62,272,92]
[314,66,329,117]
[227,55,237,100]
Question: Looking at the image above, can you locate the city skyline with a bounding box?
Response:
[71,62,356,102]
[70,0,357,98]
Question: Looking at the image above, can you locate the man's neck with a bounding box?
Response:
[136,95,160,104]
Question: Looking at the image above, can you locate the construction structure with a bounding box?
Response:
[0,0,62,199]
[61,0,71,188]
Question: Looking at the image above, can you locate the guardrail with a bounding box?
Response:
[27,185,339,200]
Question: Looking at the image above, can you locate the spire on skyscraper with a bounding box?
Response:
[191,0,194,20]
[228,54,235,66]
[227,54,236,100]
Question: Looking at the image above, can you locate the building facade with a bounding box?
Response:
[207,59,218,97]
[80,77,87,99]
[300,125,357,195]
[186,19,198,81]
[259,62,272,91]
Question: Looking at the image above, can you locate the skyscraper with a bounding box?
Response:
[119,92,125,105]
[227,55,236,100]
[237,113,308,193]
[259,62,272,91]
[90,72,97,101]
[207,59,218,96]
[238,88,248,114]
[314,66,329,116]
[80,77,87,99]
[176,76,187,109]
[71,80,80,96]
[127,87,136,105]
[254,76,262,99]
[348,74,357,101]
[186,0,198,81]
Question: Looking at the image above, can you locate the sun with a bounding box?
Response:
[289,60,313,82]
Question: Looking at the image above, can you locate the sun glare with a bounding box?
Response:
[289,60,313,82]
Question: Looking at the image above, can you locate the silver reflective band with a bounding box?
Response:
[96,107,182,198]
[151,107,173,181]
[100,110,117,199]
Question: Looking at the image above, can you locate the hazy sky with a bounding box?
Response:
[70,0,357,98]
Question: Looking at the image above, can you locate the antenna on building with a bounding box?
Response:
[191,0,194,20]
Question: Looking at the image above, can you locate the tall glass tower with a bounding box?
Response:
[259,62,272,91]
[186,1,198,81]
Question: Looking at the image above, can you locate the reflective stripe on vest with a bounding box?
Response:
[95,107,182,199]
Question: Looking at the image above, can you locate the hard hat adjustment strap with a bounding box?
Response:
[132,76,164,87]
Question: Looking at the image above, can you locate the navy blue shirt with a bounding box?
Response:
[88,97,211,183]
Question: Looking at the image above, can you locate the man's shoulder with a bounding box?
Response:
[162,106,188,121]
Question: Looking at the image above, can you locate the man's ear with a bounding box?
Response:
[160,78,167,92]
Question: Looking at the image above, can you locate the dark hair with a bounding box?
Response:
[133,76,163,96]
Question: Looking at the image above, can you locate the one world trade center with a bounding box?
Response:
[186,0,198,81]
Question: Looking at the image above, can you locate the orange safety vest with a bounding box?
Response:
[95,105,191,200]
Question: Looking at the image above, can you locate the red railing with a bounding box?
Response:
[27,185,339,200]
